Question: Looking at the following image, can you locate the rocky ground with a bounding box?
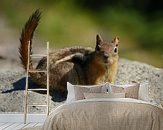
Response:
[0,18,162,113]
[0,18,62,113]
[116,58,163,105]
[0,58,162,113]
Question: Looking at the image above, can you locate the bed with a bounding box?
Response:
[42,98,163,130]
[41,82,163,130]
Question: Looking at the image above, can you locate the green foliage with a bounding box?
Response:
[140,20,163,50]
[0,0,162,67]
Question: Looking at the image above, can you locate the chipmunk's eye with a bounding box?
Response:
[114,47,118,53]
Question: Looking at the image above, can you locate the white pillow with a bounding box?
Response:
[111,83,140,99]
[138,82,150,102]
[101,83,112,93]
[66,82,110,103]
[66,82,76,103]
[84,92,125,99]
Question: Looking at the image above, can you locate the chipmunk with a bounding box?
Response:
[19,9,119,98]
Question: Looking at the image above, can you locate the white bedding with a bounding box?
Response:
[42,98,163,130]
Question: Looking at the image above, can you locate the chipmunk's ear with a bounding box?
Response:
[112,36,119,47]
[96,34,103,51]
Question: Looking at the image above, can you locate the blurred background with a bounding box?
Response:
[0,0,163,67]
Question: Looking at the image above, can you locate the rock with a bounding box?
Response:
[0,59,63,113]
[116,59,163,105]
[0,58,162,112]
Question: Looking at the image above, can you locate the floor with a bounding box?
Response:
[0,122,43,130]
[0,113,46,130]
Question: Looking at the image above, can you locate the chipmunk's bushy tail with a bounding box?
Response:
[19,9,41,70]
